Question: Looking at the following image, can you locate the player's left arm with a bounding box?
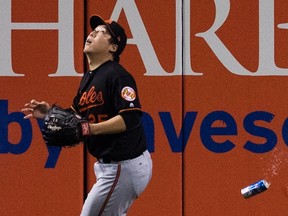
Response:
[89,114,126,135]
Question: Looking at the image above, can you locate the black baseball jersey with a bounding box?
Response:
[71,60,147,160]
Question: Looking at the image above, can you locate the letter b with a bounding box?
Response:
[0,100,32,154]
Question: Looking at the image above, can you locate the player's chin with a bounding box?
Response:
[83,46,91,54]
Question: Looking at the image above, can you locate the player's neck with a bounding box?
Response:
[86,54,113,71]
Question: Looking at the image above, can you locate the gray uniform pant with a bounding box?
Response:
[80,150,152,216]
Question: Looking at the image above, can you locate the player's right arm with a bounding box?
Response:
[21,99,51,119]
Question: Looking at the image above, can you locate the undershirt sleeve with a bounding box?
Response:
[119,111,142,131]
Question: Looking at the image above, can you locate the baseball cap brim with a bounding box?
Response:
[89,14,127,57]
[89,15,116,38]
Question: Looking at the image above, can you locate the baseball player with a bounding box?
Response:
[21,14,152,216]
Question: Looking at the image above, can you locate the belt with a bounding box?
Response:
[98,158,118,164]
[98,151,145,164]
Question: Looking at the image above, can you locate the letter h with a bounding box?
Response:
[0,0,80,76]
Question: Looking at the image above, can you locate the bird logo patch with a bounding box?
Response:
[121,86,136,101]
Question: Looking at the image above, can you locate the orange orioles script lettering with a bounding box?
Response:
[79,86,104,112]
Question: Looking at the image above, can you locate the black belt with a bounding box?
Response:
[98,158,116,163]
[98,151,144,164]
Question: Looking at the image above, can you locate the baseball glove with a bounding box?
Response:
[41,105,90,147]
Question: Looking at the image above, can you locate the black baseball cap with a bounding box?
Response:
[90,15,127,56]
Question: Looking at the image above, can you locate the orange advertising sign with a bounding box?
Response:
[1,0,288,215]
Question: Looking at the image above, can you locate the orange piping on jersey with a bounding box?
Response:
[79,104,104,112]
[70,106,79,114]
[118,108,142,113]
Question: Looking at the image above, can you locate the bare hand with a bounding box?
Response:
[21,99,50,119]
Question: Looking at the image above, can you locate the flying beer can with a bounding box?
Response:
[241,180,270,199]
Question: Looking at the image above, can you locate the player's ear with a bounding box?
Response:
[110,43,118,53]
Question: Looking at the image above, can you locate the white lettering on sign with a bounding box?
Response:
[112,0,202,76]
[0,0,81,77]
[196,0,288,76]
[0,0,287,76]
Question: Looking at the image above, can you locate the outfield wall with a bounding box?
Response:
[1,1,288,215]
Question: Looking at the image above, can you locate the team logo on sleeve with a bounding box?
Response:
[121,86,136,101]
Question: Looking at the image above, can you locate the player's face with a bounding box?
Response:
[84,25,114,55]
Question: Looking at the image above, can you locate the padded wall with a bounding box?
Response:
[1,0,288,215]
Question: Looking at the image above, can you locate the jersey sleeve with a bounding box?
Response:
[109,71,142,114]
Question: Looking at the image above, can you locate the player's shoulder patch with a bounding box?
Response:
[121,86,136,101]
